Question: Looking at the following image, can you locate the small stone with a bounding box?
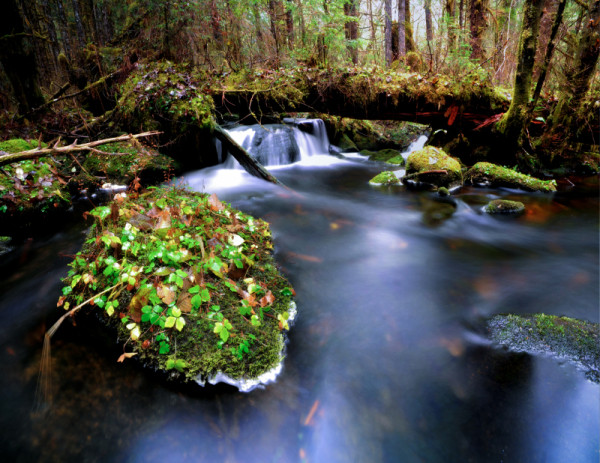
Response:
[484,199,525,215]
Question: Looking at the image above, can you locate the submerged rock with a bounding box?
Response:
[59,186,295,390]
[369,171,401,185]
[484,199,525,215]
[465,162,556,192]
[361,148,403,164]
[487,313,600,382]
[403,146,462,189]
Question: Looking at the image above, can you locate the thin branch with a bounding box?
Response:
[0,131,161,167]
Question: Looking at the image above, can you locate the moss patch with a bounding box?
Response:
[487,313,600,382]
[404,146,462,188]
[369,171,401,185]
[362,148,403,163]
[82,140,174,185]
[59,186,295,385]
[484,199,525,215]
[465,162,556,192]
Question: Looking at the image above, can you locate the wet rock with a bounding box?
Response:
[361,148,404,165]
[487,313,600,382]
[402,146,462,189]
[465,162,557,192]
[369,171,401,185]
[484,199,525,215]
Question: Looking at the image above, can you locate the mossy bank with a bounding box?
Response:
[487,313,600,382]
[59,186,295,388]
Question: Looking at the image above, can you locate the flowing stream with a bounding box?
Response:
[0,120,598,462]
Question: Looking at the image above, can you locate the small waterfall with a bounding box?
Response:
[401,134,428,160]
[220,118,331,169]
[289,118,330,156]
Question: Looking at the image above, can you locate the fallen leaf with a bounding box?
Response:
[287,252,323,263]
[117,352,138,363]
[260,290,275,307]
[157,284,176,305]
[208,193,225,211]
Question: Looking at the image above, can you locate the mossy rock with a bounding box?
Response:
[59,186,295,388]
[484,199,525,215]
[369,171,401,185]
[403,146,462,189]
[362,148,403,163]
[337,133,358,152]
[465,162,556,192]
[487,313,600,382]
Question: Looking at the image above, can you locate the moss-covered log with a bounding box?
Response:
[465,162,556,192]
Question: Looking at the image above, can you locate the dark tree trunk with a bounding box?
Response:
[531,0,567,106]
[344,0,359,64]
[384,0,392,66]
[71,0,87,47]
[445,0,457,52]
[496,0,544,143]
[0,0,45,113]
[469,0,489,60]
[286,0,294,47]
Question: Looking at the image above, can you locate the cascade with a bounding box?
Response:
[219,119,331,168]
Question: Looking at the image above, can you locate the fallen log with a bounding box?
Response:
[0,131,161,167]
[212,125,287,188]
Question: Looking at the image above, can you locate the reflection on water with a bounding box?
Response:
[0,157,598,462]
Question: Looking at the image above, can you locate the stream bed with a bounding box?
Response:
[0,132,598,462]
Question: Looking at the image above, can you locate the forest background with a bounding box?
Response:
[0,0,598,171]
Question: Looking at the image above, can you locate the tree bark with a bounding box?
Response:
[424,0,434,68]
[405,0,416,52]
[384,0,392,66]
[398,0,407,61]
[469,0,489,60]
[344,0,359,64]
[496,0,544,143]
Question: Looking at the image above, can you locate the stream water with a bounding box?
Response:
[0,121,598,462]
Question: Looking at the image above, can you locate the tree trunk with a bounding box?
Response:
[268,0,281,60]
[424,0,434,68]
[531,0,567,106]
[496,0,543,143]
[445,0,457,53]
[397,0,406,61]
[547,0,600,139]
[71,0,87,48]
[286,0,294,47]
[296,0,306,46]
[469,0,489,60]
[405,0,416,52]
[0,0,45,114]
[384,0,392,66]
[344,0,359,64]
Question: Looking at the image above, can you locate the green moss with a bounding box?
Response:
[82,141,174,184]
[369,171,400,185]
[465,162,557,192]
[364,148,402,162]
[487,313,600,382]
[386,155,405,166]
[404,146,462,188]
[0,138,47,153]
[484,199,525,215]
[59,186,295,385]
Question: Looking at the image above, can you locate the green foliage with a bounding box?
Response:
[59,185,295,382]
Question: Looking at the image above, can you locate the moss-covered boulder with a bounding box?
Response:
[465,162,556,192]
[403,146,462,189]
[484,199,525,215]
[337,133,358,152]
[487,313,600,382]
[59,186,295,389]
[369,171,401,185]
